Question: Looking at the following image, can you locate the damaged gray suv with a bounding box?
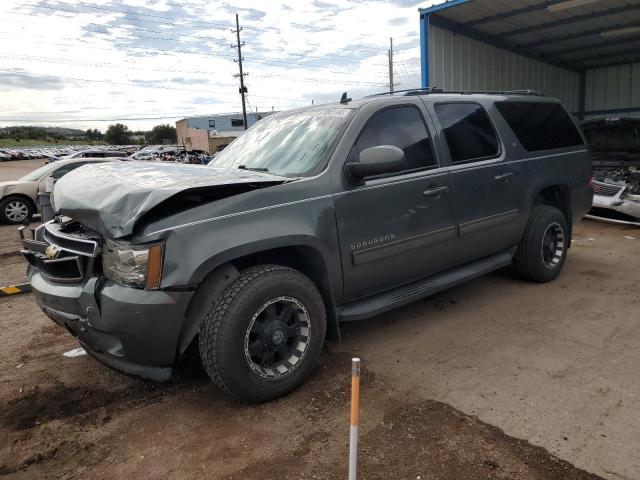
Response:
[20,90,593,402]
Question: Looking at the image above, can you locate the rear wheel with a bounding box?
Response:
[513,205,568,283]
[0,196,33,224]
[199,265,326,403]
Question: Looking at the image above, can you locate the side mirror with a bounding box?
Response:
[344,145,406,182]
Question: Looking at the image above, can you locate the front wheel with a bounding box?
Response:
[513,205,569,283]
[199,265,327,403]
[0,196,34,224]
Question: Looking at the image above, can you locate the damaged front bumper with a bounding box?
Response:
[588,180,640,227]
[20,223,194,381]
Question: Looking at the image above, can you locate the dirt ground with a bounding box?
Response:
[1,160,637,479]
[0,159,46,183]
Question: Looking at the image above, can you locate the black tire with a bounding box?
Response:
[199,265,327,403]
[513,205,569,283]
[0,195,34,224]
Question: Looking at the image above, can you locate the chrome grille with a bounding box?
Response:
[592,181,624,197]
[43,223,98,257]
[21,250,84,283]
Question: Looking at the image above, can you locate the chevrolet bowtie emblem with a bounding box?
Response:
[45,245,60,260]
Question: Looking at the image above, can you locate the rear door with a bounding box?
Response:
[428,101,523,264]
[333,101,457,301]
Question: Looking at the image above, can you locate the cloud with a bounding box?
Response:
[169,77,211,85]
[0,0,431,130]
[190,96,224,105]
[220,3,267,20]
[372,0,427,6]
[312,0,338,9]
[0,70,65,90]
[388,17,409,26]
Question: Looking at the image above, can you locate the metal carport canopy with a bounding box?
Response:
[419,0,640,118]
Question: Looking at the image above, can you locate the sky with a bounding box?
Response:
[0,0,438,131]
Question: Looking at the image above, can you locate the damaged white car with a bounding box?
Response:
[583,117,640,226]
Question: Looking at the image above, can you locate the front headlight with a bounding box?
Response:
[102,239,163,289]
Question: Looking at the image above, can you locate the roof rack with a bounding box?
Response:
[366,87,544,97]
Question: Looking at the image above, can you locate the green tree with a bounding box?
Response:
[105,123,132,145]
[145,124,177,145]
[85,128,103,141]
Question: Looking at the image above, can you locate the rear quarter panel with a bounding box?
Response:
[486,99,592,228]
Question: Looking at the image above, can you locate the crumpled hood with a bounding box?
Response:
[53,161,287,238]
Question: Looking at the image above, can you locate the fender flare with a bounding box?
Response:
[176,262,239,355]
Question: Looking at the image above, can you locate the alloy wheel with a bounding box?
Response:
[5,201,28,222]
[540,222,565,269]
[244,296,311,380]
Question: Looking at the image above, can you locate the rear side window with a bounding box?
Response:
[351,105,437,172]
[434,103,500,163]
[495,102,584,151]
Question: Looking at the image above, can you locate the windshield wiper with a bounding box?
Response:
[238,165,269,172]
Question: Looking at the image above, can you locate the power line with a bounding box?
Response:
[0,109,279,120]
[16,1,234,30]
[2,52,389,89]
[0,111,306,124]
[9,5,391,67]
[3,10,231,46]
[1,31,388,76]
[255,73,386,87]
[0,69,310,103]
[242,13,392,41]
[0,115,186,122]
[12,4,391,60]
[4,23,387,71]
[0,54,233,81]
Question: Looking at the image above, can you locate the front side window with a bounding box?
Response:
[231,119,244,127]
[495,101,584,151]
[434,103,500,163]
[350,105,436,172]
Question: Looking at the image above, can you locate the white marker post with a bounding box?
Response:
[349,357,361,480]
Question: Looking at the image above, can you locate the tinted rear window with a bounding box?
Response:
[434,103,500,163]
[495,102,584,151]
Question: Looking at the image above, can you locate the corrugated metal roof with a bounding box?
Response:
[420,0,640,70]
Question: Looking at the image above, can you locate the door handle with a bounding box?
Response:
[422,186,449,197]
[494,172,514,181]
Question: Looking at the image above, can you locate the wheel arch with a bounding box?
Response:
[0,193,37,223]
[531,184,572,246]
[178,242,340,357]
[1,193,37,211]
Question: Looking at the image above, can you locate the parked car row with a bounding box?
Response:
[0,144,216,164]
[0,147,218,224]
[0,145,137,161]
[130,146,214,164]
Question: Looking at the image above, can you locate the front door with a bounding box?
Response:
[333,103,457,301]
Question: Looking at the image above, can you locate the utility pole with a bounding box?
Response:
[232,14,248,130]
[388,37,394,93]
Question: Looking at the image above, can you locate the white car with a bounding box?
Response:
[0,158,121,224]
[584,117,640,226]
